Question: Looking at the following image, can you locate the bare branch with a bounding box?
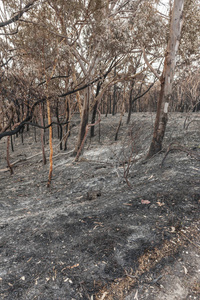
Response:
[142,48,161,80]
[0,0,39,28]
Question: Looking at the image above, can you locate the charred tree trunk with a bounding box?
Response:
[115,83,126,140]
[91,101,98,138]
[64,96,71,151]
[39,103,46,165]
[74,87,90,155]
[55,100,62,150]
[47,96,53,187]
[147,78,165,157]
[127,80,135,125]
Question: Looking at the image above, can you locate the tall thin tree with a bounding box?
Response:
[146,0,185,158]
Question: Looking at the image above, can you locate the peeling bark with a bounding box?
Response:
[146,0,185,158]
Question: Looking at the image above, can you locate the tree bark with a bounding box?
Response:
[146,0,184,158]
[127,80,135,124]
[39,103,46,165]
[91,81,101,137]
[74,87,90,155]
[112,65,117,115]
[64,96,71,151]
[47,97,53,187]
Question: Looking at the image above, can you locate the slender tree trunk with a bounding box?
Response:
[115,96,125,141]
[91,81,101,137]
[42,102,46,144]
[116,82,126,140]
[11,135,14,152]
[74,87,90,155]
[6,136,13,175]
[39,103,46,165]
[146,77,165,157]
[146,0,184,158]
[64,96,71,151]
[105,94,109,117]
[72,65,82,116]
[55,100,63,150]
[47,97,53,187]
[91,101,98,138]
[127,80,135,124]
[56,101,60,139]
[112,65,117,115]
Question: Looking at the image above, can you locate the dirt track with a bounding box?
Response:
[0,112,200,299]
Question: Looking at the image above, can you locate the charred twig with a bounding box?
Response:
[148,274,163,285]
[122,127,141,188]
[183,102,200,129]
[179,230,200,250]
[123,157,133,188]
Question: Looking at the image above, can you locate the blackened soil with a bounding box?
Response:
[0,112,200,300]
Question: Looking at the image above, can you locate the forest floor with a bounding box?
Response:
[0,112,200,300]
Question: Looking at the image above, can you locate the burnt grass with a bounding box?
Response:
[0,112,200,299]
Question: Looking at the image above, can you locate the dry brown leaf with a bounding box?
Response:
[157,201,165,206]
[62,263,80,272]
[141,199,151,204]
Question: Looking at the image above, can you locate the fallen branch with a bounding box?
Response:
[185,119,200,130]
[161,142,200,167]
[179,230,200,250]
[0,131,74,173]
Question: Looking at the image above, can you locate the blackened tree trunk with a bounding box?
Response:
[127,80,135,124]
[74,87,90,155]
[64,96,71,151]
[39,102,46,165]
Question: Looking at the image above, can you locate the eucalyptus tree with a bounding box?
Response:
[174,70,200,112]
[2,0,199,176]
[0,0,43,135]
[44,0,147,154]
[0,0,39,29]
[145,0,200,158]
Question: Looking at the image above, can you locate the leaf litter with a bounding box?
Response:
[0,112,199,299]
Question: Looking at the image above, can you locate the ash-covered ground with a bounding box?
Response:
[0,112,200,299]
